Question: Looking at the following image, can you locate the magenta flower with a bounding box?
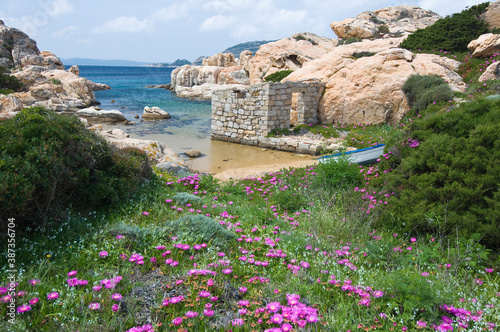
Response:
[93,285,102,292]
[266,301,281,312]
[186,311,198,318]
[207,279,214,286]
[232,318,244,326]
[142,211,149,216]
[169,295,184,304]
[485,268,494,273]
[16,304,31,313]
[416,320,427,328]
[239,287,247,293]
[203,309,214,317]
[89,302,101,310]
[111,304,119,312]
[67,271,77,277]
[28,279,41,286]
[271,314,284,324]
[47,292,59,300]
[222,268,232,274]
[281,323,293,331]
[29,298,39,305]
[112,293,122,301]
[172,317,183,325]
[410,237,416,242]
[99,251,108,258]
[116,235,124,240]
[199,290,211,298]
[421,272,430,277]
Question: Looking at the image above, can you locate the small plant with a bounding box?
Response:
[313,155,364,191]
[369,16,385,25]
[0,66,22,91]
[267,127,290,137]
[402,74,454,112]
[338,37,363,46]
[168,215,236,248]
[173,192,202,205]
[377,24,390,35]
[50,78,62,85]
[351,51,376,59]
[264,70,293,82]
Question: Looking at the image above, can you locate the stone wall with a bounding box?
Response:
[211,81,324,155]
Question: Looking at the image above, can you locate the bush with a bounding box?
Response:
[399,2,489,52]
[173,192,202,205]
[313,156,364,191]
[168,215,236,248]
[377,99,500,249]
[337,37,363,46]
[0,66,22,92]
[264,70,293,82]
[351,51,376,59]
[402,75,454,112]
[0,107,151,230]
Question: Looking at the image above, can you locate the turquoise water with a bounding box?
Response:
[76,66,315,174]
[77,65,212,139]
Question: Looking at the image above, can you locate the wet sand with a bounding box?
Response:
[100,124,317,180]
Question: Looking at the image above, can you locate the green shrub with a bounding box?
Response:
[50,78,62,85]
[337,37,363,46]
[168,215,236,248]
[293,34,318,45]
[173,192,202,205]
[313,156,364,191]
[377,25,390,35]
[377,99,500,249]
[400,2,489,52]
[402,75,454,112]
[0,66,22,91]
[0,107,151,230]
[264,70,293,82]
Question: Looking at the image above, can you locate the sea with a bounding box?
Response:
[76,65,312,175]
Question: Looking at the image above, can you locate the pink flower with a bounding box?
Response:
[17,304,31,313]
[239,287,247,293]
[67,271,77,277]
[172,317,183,325]
[112,304,119,312]
[485,268,493,273]
[203,309,214,317]
[207,279,214,286]
[89,302,101,310]
[99,251,108,258]
[112,293,122,301]
[29,298,39,305]
[267,301,281,312]
[93,285,102,292]
[270,313,283,324]
[186,311,198,318]
[47,292,59,300]
[410,237,416,242]
[142,211,149,216]
[281,323,293,331]
[416,320,427,328]
[199,290,211,298]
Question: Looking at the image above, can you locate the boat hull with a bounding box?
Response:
[317,144,385,165]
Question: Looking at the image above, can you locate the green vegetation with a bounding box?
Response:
[292,34,318,45]
[50,78,62,85]
[0,66,22,92]
[376,98,500,249]
[351,51,376,59]
[337,37,363,46]
[402,74,454,112]
[400,2,490,52]
[0,107,151,231]
[264,70,294,82]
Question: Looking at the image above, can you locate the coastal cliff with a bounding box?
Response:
[0,20,110,119]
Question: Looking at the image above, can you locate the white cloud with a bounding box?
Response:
[200,15,236,31]
[152,3,189,22]
[203,0,250,13]
[417,0,485,16]
[3,15,48,36]
[230,24,258,39]
[52,25,77,38]
[40,0,74,17]
[93,16,151,34]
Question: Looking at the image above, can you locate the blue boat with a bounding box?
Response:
[317,144,385,165]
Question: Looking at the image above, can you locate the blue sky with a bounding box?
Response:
[0,0,489,63]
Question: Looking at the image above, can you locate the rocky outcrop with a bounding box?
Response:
[285,44,464,125]
[175,83,247,100]
[238,50,254,69]
[481,1,500,30]
[247,33,335,84]
[202,53,236,67]
[68,65,80,76]
[218,66,250,85]
[479,62,500,81]
[0,20,110,118]
[468,33,500,58]
[75,108,126,123]
[170,65,221,91]
[142,106,171,120]
[98,128,186,166]
[330,6,441,39]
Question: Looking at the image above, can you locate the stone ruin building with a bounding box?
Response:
[211,81,325,155]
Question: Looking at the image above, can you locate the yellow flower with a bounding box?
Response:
[46,254,51,258]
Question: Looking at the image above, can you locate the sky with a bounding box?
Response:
[0,0,491,63]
